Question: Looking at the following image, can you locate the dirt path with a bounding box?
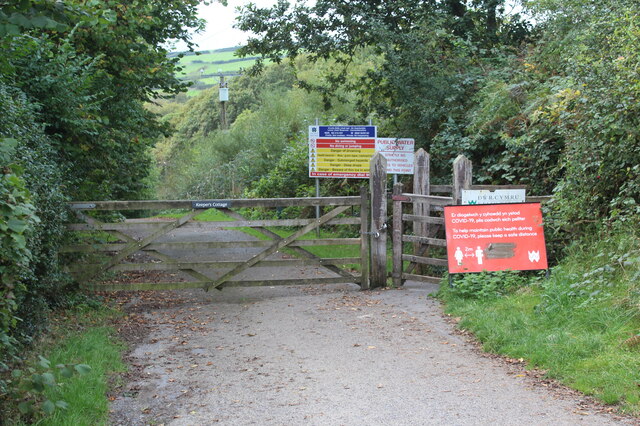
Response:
[109,281,632,425]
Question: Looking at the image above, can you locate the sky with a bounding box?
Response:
[171,0,278,52]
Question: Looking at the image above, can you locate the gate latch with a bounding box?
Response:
[362,223,387,239]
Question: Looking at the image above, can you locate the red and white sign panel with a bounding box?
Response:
[376,138,415,175]
[444,203,548,273]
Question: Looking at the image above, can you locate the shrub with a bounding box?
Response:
[449,270,530,299]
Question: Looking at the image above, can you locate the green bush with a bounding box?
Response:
[0,137,39,364]
[0,81,70,346]
[449,270,530,299]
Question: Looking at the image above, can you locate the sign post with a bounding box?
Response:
[462,189,526,205]
[444,203,548,274]
[309,125,377,178]
[376,138,415,176]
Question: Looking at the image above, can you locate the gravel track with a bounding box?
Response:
[109,283,631,425]
[108,226,632,425]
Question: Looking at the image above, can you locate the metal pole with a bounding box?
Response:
[315,118,320,238]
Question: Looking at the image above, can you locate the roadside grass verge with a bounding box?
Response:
[3,302,126,425]
[438,224,640,414]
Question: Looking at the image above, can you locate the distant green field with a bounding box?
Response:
[173,47,264,95]
[182,59,259,77]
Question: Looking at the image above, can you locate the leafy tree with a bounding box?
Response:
[0,0,208,379]
[1,0,205,200]
[236,0,531,178]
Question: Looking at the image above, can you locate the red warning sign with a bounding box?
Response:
[444,203,548,273]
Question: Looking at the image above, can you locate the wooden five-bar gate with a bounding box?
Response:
[64,189,370,291]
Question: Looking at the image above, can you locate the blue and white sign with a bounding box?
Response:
[309,126,377,139]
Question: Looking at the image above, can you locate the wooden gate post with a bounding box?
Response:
[392,182,404,288]
[413,149,430,274]
[369,152,388,288]
[359,186,370,290]
[452,155,472,205]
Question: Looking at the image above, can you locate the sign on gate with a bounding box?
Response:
[443,203,548,273]
[462,189,526,205]
[376,138,415,175]
[309,125,377,178]
[192,200,231,209]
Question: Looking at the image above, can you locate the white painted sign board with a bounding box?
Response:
[462,189,526,205]
[376,138,415,175]
[219,88,229,102]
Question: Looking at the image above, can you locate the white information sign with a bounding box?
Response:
[462,189,526,205]
[375,138,415,175]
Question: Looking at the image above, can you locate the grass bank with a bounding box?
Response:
[438,223,640,414]
[2,300,126,425]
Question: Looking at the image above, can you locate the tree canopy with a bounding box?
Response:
[235,0,639,230]
[0,0,204,367]
[237,0,532,176]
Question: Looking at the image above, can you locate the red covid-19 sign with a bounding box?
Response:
[444,203,548,273]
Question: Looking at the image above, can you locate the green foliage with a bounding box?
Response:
[154,59,357,200]
[1,0,204,201]
[36,323,126,426]
[1,304,126,425]
[449,270,530,299]
[4,356,91,421]
[0,80,69,350]
[235,0,639,241]
[0,136,39,361]
[0,0,204,411]
[452,1,640,232]
[536,224,640,315]
[237,0,532,178]
[249,140,313,199]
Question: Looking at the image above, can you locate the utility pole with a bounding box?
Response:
[219,73,228,129]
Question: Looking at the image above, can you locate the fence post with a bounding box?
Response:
[452,154,472,206]
[359,186,370,290]
[413,149,430,274]
[392,182,404,288]
[369,152,387,288]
